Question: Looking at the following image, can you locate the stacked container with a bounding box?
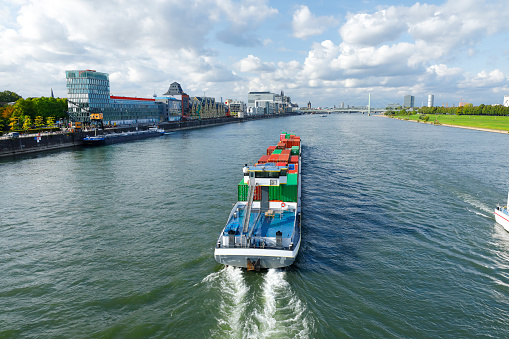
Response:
[238,133,300,203]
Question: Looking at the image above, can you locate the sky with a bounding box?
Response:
[1,0,509,108]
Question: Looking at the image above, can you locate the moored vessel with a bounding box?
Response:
[495,192,509,232]
[214,133,302,270]
[83,128,164,146]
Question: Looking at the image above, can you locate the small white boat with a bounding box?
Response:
[494,192,509,232]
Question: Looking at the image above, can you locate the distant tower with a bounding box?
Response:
[404,95,415,108]
[51,88,54,98]
[504,95,509,107]
[428,94,434,107]
[341,102,344,109]
[307,101,311,109]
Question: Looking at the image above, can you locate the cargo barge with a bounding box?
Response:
[214,133,302,270]
[83,127,164,146]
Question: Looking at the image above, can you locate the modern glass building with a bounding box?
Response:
[404,95,415,108]
[66,69,162,124]
[66,70,110,121]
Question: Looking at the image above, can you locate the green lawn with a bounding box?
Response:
[392,114,509,132]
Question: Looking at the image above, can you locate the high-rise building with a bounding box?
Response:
[428,94,434,107]
[504,95,509,107]
[66,69,161,124]
[66,70,110,121]
[404,95,415,108]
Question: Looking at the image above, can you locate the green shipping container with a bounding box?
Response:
[238,180,284,201]
[281,184,298,202]
[269,185,281,200]
[272,149,282,155]
[238,179,248,201]
[291,146,300,155]
[287,173,298,185]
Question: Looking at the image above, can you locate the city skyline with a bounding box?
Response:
[1,0,508,108]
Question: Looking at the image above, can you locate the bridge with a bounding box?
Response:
[297,94,387,115]
[297,108,386,114]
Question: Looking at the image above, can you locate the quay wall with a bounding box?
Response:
[0,132,83,158]
[0,113,301,158]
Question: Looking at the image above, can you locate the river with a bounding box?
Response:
[1,114,508,338]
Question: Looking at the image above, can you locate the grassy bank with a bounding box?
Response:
[391,114,509,132]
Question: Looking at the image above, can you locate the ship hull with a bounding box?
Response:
[494,208,509,232]
[83,130,163,146]
[214,237,301,269]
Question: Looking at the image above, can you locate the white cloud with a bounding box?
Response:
[426,64,463,78]
[459,69,506,88]
[213,0,278,46]
[292,5,338,39]
[235,55,275,73]
[339,7,406,46]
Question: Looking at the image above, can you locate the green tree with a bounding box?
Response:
[14,98,37,118]
[0,90,22,103]
[9,116,19,130]
[23,116,32,131]
[35,116,44,128]
[46,116,55,126]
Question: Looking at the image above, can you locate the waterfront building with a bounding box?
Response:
[225,99,246,118]
[247,106,265,115]
[247,90,293,114]
[189,96,227,119]
[428,94,434,107]
[66,69,162,125]
[66,70,110,122]
[155,96,182,121]
[403,95,415,108]
[307,101,311,109]
[109,96,162,125]
[160,82,190,120]
[248,92,275,109]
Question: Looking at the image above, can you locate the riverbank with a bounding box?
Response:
[377,114,509,134]
[0,112,302,158]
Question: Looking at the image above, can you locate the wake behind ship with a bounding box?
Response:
[214,133,302,270]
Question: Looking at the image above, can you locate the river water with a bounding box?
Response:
[1,114,508,338]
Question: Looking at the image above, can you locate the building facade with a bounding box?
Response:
[161,82,190,119]
[428,94,434,107]
[189,97,227,119]
[66,70,110,121]
[247,90,293,115]
[504,95,509,107]
[404,95,415,108]
[66,70,161,125]
[225,99,246,117]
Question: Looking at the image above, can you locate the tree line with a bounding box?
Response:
[386,104,509,116]
[0,91,68,133]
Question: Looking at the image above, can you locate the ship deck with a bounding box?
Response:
[223,209,295,239]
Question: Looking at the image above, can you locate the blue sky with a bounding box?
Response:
[1,0,508,108]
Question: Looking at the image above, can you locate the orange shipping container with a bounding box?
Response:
[267,146,276,155]
[279,154,290,163]
[289,155,299,164]
[268,154,279,162]
[258,155,269,164]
